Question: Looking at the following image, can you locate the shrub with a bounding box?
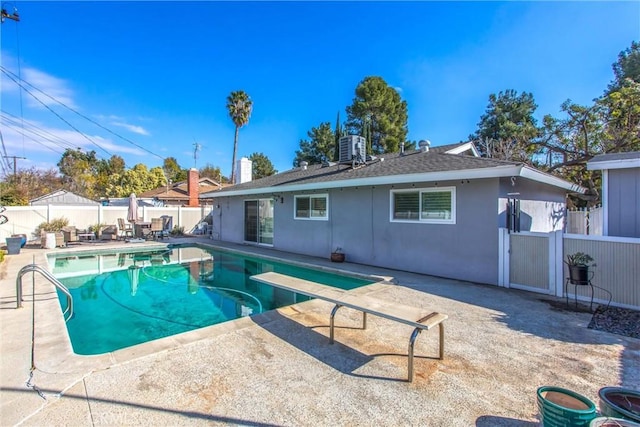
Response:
[170,225,184,236]
[565,252,596,268]
[35,217,69,236]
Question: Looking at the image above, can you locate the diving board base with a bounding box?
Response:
[251,271,448,382]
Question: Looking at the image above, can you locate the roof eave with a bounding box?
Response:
[587,158,640,171]
[203,164,582,197]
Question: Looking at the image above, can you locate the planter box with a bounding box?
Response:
[5,237,22,255]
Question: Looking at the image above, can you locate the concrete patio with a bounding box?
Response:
[1,238,638,426]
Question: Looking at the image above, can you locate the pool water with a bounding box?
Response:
[49,244,372,355]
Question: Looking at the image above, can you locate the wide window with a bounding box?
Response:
[391,187,455,224]
[294,194,328,220]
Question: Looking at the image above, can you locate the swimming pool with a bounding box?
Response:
[48,244,373,355]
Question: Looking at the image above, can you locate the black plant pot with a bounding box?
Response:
[568,265,589,285]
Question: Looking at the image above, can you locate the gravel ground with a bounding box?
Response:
[589,305,640,339]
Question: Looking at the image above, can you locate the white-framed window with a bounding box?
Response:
[294,194,328,220]
[390,187,456,224]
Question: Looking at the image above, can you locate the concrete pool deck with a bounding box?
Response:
[1,237,639,426]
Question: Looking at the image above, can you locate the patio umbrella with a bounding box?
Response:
[128,265,140,296]
[127,193,138,224]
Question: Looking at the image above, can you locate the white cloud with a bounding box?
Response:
[110,121,151,136]
[20,67,77,109]
[1,118,147,166]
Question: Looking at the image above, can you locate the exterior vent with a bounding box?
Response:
[339,135,366,164]
[300,161,308,170]
[419,140,431,153]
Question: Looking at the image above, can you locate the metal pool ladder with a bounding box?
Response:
[16,264,73,322]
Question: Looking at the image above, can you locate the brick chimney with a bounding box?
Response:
[187,168,199,207]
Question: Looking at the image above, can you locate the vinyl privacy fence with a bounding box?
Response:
[0,204,213,241]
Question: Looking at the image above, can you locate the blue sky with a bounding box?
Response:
[1,1,638,179]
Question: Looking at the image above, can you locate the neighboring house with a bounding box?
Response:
[587,151,640,238]
[139,170,222,207]
[29,190,99,206]
[201,141,583,286]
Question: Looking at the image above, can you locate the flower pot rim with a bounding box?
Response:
[537,386,597,414]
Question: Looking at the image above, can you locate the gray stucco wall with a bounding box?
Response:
[211,177,568,285]
[213,179,501,285]
[607,168,640,238]
[498,177,567,232]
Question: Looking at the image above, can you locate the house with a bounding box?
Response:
[29,190,99,206]
[201,141,583,285]
[587,151,640,238]
[138,169,222,207]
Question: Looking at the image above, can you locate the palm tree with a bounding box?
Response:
[226,91,253,184]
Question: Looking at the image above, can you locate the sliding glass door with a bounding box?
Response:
[244,199,274,245]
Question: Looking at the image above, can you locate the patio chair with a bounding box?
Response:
[61,226,78,245]
[150,218,164,240]
[117,218,134,240]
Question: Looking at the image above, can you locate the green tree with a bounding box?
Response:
[105,164,166,197]
[470,90,539,162]
[535,100,604,206]
[199,163,227,184]
[293,122,336,166]
[600,79,640,152]
[57,148,99,198]
[227,90,253,184]
[345,76,408,154]
[249,152,277,179]
[608,41,640,93]
[333,111,343,161]
[163,157,187,184]
[95,155,126,198]
[0,167,61,205]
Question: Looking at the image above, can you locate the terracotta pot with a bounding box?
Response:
[598,387,640,423]
[330,252,345,263]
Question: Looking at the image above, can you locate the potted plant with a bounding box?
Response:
[565,252,596,285]
[330,247,345,263]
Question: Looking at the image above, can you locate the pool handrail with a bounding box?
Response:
[16,264,73,322]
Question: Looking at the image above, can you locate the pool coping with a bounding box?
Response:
[16,239,395,373]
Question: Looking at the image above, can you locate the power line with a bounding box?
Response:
[2,110,78,151]
[0,67,113,158]
[0,65,165,162]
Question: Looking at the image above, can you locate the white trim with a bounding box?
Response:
[444,142,480,157]
[443,142,481,157]
[294,193,329,221]
[498,228,509,287]
[563,232,640,244]
[389,186,456,224]
[587,157,640,170]
[509,282,554,295]
[601,170,609,236]
[519,166,584,192]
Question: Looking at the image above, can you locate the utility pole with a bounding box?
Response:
[1,6,20,22]
[3,155,26,177]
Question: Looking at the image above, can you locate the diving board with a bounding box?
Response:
[251,272,448,382]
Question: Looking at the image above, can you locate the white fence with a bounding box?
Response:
[499,228,640,310]
[0,204,214,242]
[565,206,603,235]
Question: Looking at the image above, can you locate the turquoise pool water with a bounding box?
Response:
[49,244,372,355]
